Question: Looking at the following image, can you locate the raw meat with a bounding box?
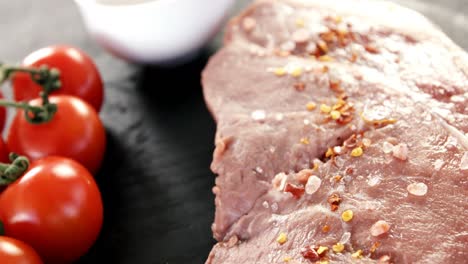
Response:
[202,0,468,263]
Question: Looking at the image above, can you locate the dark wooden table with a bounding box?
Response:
[0,1,466,263]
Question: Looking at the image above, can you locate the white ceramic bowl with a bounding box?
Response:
[74,0,234,64]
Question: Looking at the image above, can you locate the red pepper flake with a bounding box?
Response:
[301,246,320,261]
[317,40,329,54]
[327,193,342,211]
[329,80,343,93]
[322,225,330,233]
[333,175,342,182]
[370,241,381,254]
[365,44,379,54]
[284,183,305,199]
[294,82,306,91]
[345,167,354,175]
[350,52,358,62]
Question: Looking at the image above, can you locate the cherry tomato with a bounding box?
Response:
[0,157,103,264]
[0,236,43,264]
[7,95,106,174]
[0,137,9,164]
[12,45,104,112]
[0,91,6,133]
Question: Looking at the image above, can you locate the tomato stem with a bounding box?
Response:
[0,64,61,124]
[0,153,29,186]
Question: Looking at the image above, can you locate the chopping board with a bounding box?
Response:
[0,1,466,263]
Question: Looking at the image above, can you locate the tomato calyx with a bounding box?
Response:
[0,64,60,124]
[0,153,29,186]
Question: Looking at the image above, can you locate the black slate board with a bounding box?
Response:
[0,1,466,263]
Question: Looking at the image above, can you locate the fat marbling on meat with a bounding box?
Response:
[202,0,468,263]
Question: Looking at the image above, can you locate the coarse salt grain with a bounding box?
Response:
[362,138,372,147]
[370,220,391,236]
[280,41,296,52]
[242,17,256,32]
[407,182,428,196]
[275,113,284,121]
[303,119,310,125]
[339,232,351,244]
[305,175,321,194]
[262,201,269,209]
[434,159,445,171]
[382,142,394,153]
[271,202,279,212]
[255,167,264,174]
[292,28,310,44]
[272,172,288,190]
[392,143,408,160]
[251,110,266,121]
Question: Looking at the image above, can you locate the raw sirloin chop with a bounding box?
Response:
[202,0,468,263]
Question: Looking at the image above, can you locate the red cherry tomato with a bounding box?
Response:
[0,92,6,133]
[7,95,106,174]
[0,157,103,264]
[12,45,104,112]
[0,236,43,264]
[0,137,9,164]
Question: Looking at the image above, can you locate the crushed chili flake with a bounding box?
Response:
[350,52,359,62]
[370,241,381,253]
[325,148,334,158]
[276,232,288,245]
[365,44,379,54]
[306,102,316,111]
[301,246,320,261]
[320,104,332,113]
[371,220,390,236]
[291,67,303,77]
[345,167,354,174]
[283,256,292,262]
[329,80,343,93]
[273,67,287,76]
[322,225,330,233]
[341,209,354,222]
[327,193,341,211]
[330,110,341,120]
[332,243,345,253]
[352,250,363,259]
[322,65,329,73]
[317,246,328,255]
[333,175,343,182]
[334,15,343,23]
[284,183,305,199]
[350,147,363,157]
[318,55,334,62]
[317,261,329,264]
[295,18,305,27]
[294,82,306,91]
[300,137,310,145]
